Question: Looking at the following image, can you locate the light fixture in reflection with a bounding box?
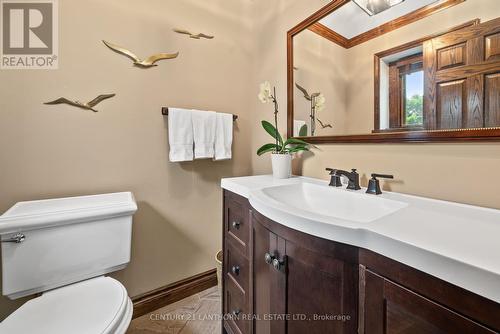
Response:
[353,0,405,16]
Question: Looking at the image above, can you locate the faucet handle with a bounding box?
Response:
[371,173,394,180]
[325,168,342,187]
[366,173,394,195]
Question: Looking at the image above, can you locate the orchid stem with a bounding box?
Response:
[272,86,280,152]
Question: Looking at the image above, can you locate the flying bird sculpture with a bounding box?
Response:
[317,118,333,129]
[44,94,116,112]
[102,40,179,68]
[295,83,320,101]
[173,29,214,39]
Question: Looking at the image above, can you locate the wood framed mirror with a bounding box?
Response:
[287,0,500,143]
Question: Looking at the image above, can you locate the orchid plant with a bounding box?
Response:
[257,81,312,156]
[295,83,332,136]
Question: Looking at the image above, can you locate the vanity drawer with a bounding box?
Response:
[225,240,249,294]
[224,191,250,256]
[224,277,250,334]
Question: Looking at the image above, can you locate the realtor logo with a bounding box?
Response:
[1,0,58,69]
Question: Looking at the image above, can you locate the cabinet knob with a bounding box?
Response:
[231,265,240,276]
[232,309,241,317]
[272,258,284,271]
[232,221,241,229]
[264,253,275,264]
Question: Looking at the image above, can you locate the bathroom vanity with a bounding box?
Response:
[221,176,500,334]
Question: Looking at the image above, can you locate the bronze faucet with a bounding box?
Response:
[326,168,361,190]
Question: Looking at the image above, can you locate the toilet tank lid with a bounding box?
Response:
[0,192,137,235]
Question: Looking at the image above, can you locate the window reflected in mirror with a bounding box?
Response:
[403,71,424,127]
[379,50,424,131]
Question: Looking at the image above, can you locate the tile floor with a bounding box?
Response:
[127,286,221,334]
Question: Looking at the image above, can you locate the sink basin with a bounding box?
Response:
[260,182,408,223]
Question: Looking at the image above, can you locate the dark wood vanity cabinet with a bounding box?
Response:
[252,211,358,334]
[222,190,500,334]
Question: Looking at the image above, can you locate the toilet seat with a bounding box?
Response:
[0,276,132,334]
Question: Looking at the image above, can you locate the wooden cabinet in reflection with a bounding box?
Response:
[424,18,500,130]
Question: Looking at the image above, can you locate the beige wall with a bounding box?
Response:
[293,29,348,136]
[251,0,500,210]
[0,0,256,319]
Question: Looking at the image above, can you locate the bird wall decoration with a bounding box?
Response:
[317,118,333,129]
[102,40,179,68]
[173,29,214,40]
[295,83,319,101]
[44,94,116,112]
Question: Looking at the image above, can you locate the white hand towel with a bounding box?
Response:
[192,110,217,159]
[214,113,233,160]
[294,119,307,136]
[168,108,194,162]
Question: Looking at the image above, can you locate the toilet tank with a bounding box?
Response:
[0,192,137,299]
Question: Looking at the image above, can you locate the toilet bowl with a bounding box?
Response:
[0,192,137,333]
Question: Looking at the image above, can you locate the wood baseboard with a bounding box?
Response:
[132,268,218,319]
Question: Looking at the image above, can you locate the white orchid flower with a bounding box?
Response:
[258,81,272,103]
[314,93,325,112]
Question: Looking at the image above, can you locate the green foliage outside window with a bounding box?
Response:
[405,94,423,126]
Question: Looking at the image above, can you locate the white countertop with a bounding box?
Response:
[221,175,500,303]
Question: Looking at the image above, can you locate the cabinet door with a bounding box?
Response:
[423,18,500,129]
[360,267,497,334]
[252,218,286,334]
[285,239,358,334]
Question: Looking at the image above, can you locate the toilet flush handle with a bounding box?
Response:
[1,233,26,243]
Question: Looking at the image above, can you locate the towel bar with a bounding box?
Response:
[161,107,238,121]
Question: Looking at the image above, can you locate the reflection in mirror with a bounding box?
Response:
[293,30,338,137]
[289,0,500,141]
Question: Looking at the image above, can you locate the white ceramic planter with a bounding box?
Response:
[271,153,292,179]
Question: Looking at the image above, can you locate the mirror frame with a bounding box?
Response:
[287,0,500,143]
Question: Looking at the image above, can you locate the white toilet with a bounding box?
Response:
[0,192,137,334]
